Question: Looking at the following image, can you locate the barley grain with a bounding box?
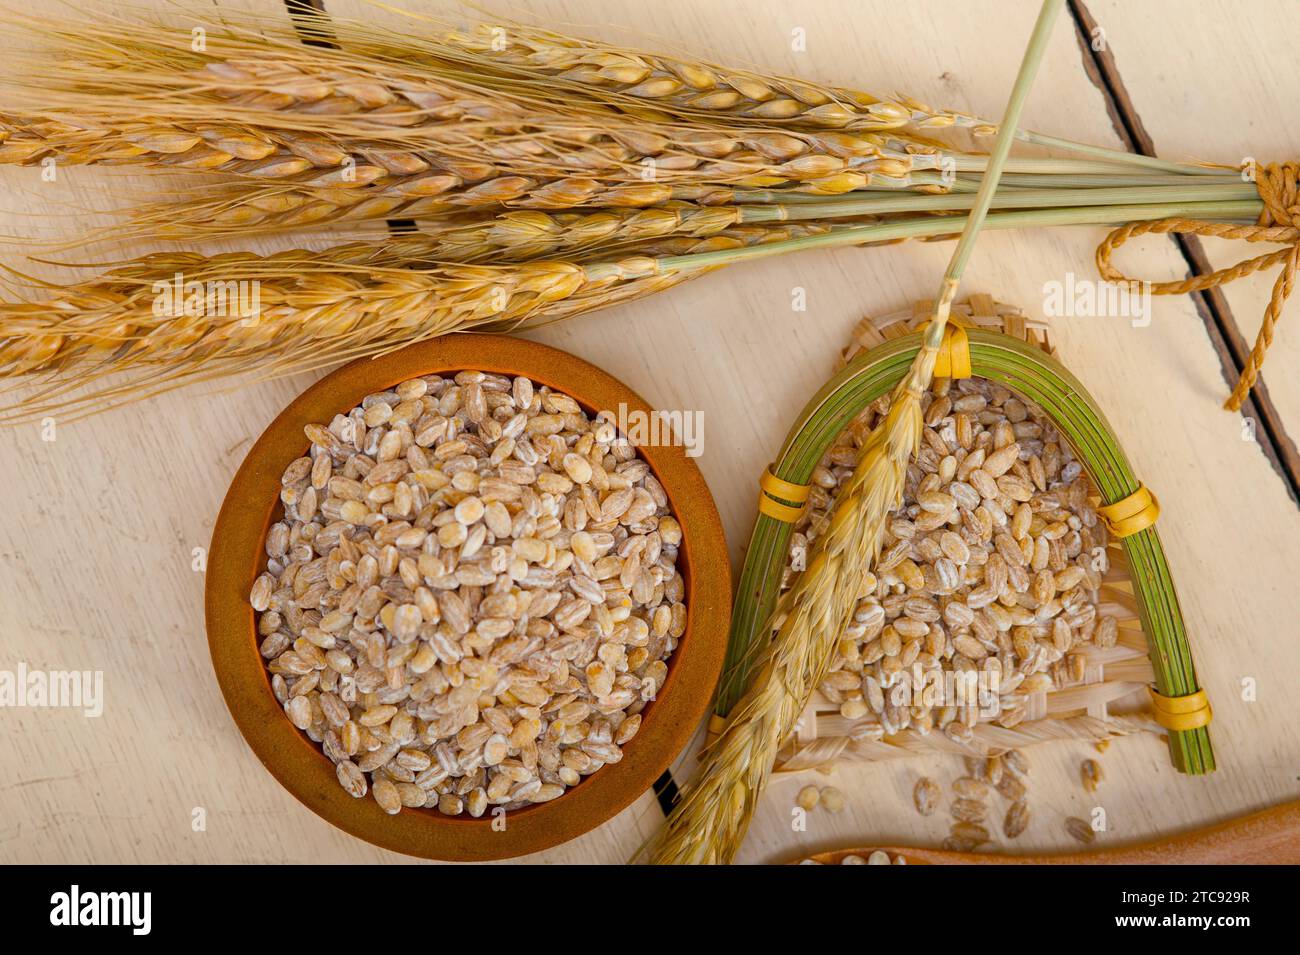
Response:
[1065,816,1096,844]
[1003,800,1029,838]
[996,772,1027,803]
[253,372,683,817]
[913,777,940,816]
[1081,758,1103,793]
[951,798,987,823]
[952,776,989,800]
[820,786,846,813]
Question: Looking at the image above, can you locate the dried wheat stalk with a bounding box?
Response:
[0,21,936,176]
[1,106,919,240]
[1,111,918,241]
[255,205,755,263]
[7,8,927,134]
[0,220,828,421]
[437,22,988,134]
[640,377,925,863]
[1,108,919,184]
[436,19,1193,176]
[0,15,941,241]
[0,256,661,421]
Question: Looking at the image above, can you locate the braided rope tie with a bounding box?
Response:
[1096,160,1300,411]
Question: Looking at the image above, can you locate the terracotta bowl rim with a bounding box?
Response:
[205,333,731,861]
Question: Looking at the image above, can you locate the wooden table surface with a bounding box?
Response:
[2,0,1297,864]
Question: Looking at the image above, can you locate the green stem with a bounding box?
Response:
[934,0,1063,325]
[730,160,1238,206]
[943,155,1220,176]
[961,172,1245,189]
[650,200,1260,275]
[734,172,976,200]
[740,184,1259,226]
[1016,129,1223,176]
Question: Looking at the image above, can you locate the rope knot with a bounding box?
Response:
[1253,160,1300,228]
[1096,160,1300,411]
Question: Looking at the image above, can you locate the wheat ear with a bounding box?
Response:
[0,20,928,175]
[2,116,914,243]
[637,382,923,863]
[0,255,664,423]
[0,216,835,422]
[437,21,986,134]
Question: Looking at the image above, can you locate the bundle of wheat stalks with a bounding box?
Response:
[0,4,1264,422]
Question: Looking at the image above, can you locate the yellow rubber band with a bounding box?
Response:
[1098,484,1160,537]
[1150,687,1210,715]
[921,316,973,379]
[760,467,812,504]
[1154,708,1211,731]
[1148,687,1212,731]
[935,323,972,379]
[758,492,806,523]
[706,713,728,741]
[757,466,811,523]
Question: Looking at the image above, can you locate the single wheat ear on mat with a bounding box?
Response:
[637,379,924,863]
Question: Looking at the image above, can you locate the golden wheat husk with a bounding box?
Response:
[0,21,937,177]
[436,22,989,135]
[1,112,921,241]
[121,170,901,243]
[0,7,930,133]
[284,205,753,263]
[0,218,831,422]
[0,13,945,241]
[1,105,920,241]
[0,256,661,422]
[639,369,927,863]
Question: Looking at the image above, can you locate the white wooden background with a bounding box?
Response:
[1,0,1297,864]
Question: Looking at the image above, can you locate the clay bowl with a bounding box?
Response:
[206,334,730,861]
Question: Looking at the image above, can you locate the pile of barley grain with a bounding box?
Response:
[784,374,1119,849]
[786,375,1116,739]
[250,371,685,817]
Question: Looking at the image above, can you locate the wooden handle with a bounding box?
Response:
[805,799,1300,865]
